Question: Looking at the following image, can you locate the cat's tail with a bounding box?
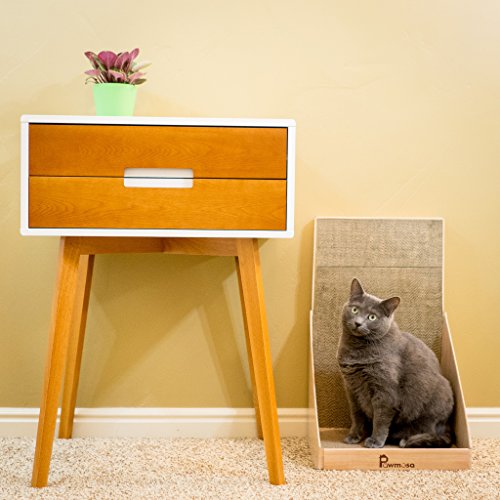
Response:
[402,423,453,448]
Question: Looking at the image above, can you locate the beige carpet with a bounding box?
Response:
[1,437,499,499]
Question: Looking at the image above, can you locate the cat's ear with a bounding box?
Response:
[350,278,365,298]
[380,297,400,316]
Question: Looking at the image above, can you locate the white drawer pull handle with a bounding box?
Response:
[124,168,193,188]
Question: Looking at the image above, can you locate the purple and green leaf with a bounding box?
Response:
[84,48,149,85]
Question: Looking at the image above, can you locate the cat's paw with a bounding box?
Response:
[364,437,385,448]
[343,434,363,444]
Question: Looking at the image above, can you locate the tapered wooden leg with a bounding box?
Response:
[236,239,285,485]
[235,256,264,440]
[32,237,81,488]
[59,254,95,439]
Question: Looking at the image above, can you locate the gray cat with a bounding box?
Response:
[336,278,454,448]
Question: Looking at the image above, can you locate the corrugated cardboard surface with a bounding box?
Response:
[312,218,443,429]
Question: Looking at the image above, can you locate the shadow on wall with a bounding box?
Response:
[272,219,315,407]
[9,78,195,121]
[11,86,297,408]
[77,252,254,407]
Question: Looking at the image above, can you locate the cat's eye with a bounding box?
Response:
[351,306,359,314]
[368,313,377,321]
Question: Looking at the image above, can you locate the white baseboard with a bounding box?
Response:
[0,407,498,439]
[0,407,308,438]
[465,408,500,438]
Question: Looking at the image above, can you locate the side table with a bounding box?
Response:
[21,115,296,487]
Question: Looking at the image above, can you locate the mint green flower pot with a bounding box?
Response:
[93,83,137,116]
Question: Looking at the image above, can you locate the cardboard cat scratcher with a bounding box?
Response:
[309,218,471,470]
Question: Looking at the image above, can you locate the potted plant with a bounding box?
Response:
[84,48,150,116]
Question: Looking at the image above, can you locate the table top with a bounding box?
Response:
[21,115,296,128]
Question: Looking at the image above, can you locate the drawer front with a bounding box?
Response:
[29,177,287,230]
[29,124,287,179]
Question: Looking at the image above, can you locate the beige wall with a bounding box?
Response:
[1,1,499,409]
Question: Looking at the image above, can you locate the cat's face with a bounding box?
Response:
[342,278,400,339]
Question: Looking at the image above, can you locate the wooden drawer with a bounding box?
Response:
[29,177,287,230]
[21,116,295,237]
[29,124,287,179]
